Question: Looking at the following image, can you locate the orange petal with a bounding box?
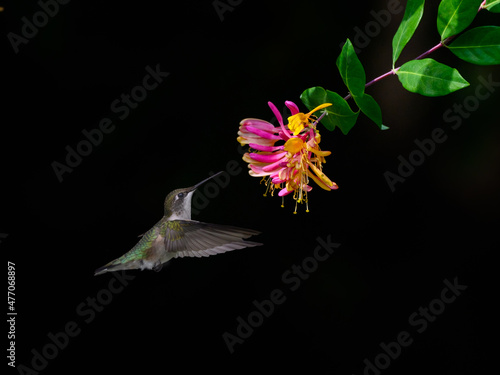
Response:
[284,138,305,154]
[307,162,334,187]
[306,103,332,116]
[307,144,331,157]
[306,170,332,191]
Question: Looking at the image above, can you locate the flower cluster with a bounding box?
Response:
[237,101,338,213]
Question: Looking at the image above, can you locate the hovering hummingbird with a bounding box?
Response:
[94,171,262,276]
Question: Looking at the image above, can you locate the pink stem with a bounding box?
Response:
[312,111,327,126]
[413,41,444,61]
[343,5,485,101]
[344,69,398,100]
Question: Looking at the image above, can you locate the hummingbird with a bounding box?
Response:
[94,171,262,276]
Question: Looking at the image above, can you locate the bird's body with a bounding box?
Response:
[95,172,262,276]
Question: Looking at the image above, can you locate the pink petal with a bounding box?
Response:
[240,118,278,133]
[278,187,294,197]
[238,130,274,140]
[263,158,288,172]
[298,132,309,141]
[268,101,293,139]
[249,165,271,177]
[238,134,277,147]
[246,126,282,140]
[285,101,300,115]
[267,102,283,126]
[279,130,291,141]
[249,143,284,152]
[242,153,256,164]
[249,152,287,163]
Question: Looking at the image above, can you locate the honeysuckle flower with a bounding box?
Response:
[237,101,338,213]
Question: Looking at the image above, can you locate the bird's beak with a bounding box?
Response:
[192,171,224,190]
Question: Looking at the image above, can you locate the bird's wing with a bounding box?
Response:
[161,220,262,258]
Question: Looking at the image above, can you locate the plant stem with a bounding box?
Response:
[313,110,327,126]
[343,5,484,101]
[342,41,443,101]
[413,41,444,61]
[343,69,398,100]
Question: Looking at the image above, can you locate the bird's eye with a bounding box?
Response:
[177,192,184,198]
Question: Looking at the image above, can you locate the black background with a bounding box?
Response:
[1,1,499,374]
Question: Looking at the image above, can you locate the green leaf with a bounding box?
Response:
[392,0,426,67]
[396,58,469,96]
[447,26,500,65]
[300,86,359,134]
[353,93,387,130]
[484,0,500,12]
[337,39,366,98]
[437,0,483,40]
